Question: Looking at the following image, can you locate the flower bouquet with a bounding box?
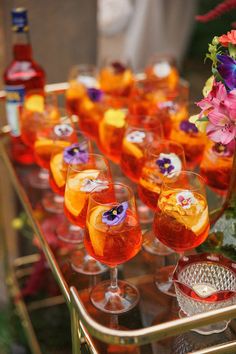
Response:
[191,30,236,258]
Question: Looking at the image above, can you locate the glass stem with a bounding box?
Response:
[54,194,64,204]
[39,168,49,179]
[109,266,119,293]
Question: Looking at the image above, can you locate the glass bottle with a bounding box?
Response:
[3,8,45,164]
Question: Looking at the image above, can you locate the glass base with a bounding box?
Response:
[56,222,84,244]
[28,168,50,189]
[42,192,64,214]
[154,265,176,297]
[179,310,229,335]
[70,248,108,275]
[142,230,173,256]
[90,280,140,314]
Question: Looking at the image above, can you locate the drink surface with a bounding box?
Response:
[200,141,233,192]
[154,189,209,252]
[98,109,126,163]
[98,63,133,96]
[64,169,110,227]
[4,8,45,164]
[170,120,206,167]
[85,206,142,267]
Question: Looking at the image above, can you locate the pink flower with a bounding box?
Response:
[219,30,236,47]
[206,104,236,144]
[197,81,228,116]
[197,82,236,144]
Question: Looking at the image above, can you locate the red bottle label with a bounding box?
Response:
[5,85,25,136]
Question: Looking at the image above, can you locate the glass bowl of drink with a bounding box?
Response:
[173,253,236,335]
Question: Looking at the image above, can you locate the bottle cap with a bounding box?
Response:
[11,8,29,32]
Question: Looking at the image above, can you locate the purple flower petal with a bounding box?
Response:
[102,201,128,226]
[63,143,89,164]
[180,120,198,134]
[217,54,236,91]
[87,88,104,102]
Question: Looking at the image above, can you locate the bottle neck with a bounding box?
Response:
[12,31,32,60]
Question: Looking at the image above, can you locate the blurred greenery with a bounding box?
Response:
[187,0,236,59]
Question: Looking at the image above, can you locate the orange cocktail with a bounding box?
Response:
[120,116,163,183]
[138,140,186,210]
[49,140,91,196]
[20,93,59,149]
[64,154,111,228]
[98,61,134,96]
[200,140,234,192]
[66,64,98,115]
[84,182,142,314]
[34,117,77,170]
[98,108,127,163]
[145,54,179,91]
[154,190,209,252]
[85,203,141,267]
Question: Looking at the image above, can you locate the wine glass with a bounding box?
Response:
[153,171,210,295]
[120,114,163,183]
[138,140,186,255]
[49,136,92,243]
[66,64,98,116]
[98,108,128,163]
[200,139,234,194]
[85,182,142,313]
[98,59,134,96]
[34,113,78,213]
[170,102,207,168]
[20,91,60,188]
[145,54,179,91]
[64,153,112,274]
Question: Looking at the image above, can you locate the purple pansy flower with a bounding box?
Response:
[102,201,128,226]
[217,54,236,91]
[156,153,182,178]
[180,120,199,134]
[156,157,174,175]
[111,62,126,74]
[87,87,104,102]
[63,143,88,164]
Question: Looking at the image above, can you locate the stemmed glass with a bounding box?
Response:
[66,64,98,116]
[64,154,112,274]
[98,59,134,97]
[153,171,210,295]
[138,140,186,255]
[145,54,179,91]
[34,114,78,213]
[170,103,207,168]
[120,115,163,183]
[20,91,60,188]
[49,137,92,243]
[85,182,142,313]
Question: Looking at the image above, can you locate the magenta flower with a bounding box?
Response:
[206,100,236,144]
[197,81,228,115]
[196,81,236,144]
